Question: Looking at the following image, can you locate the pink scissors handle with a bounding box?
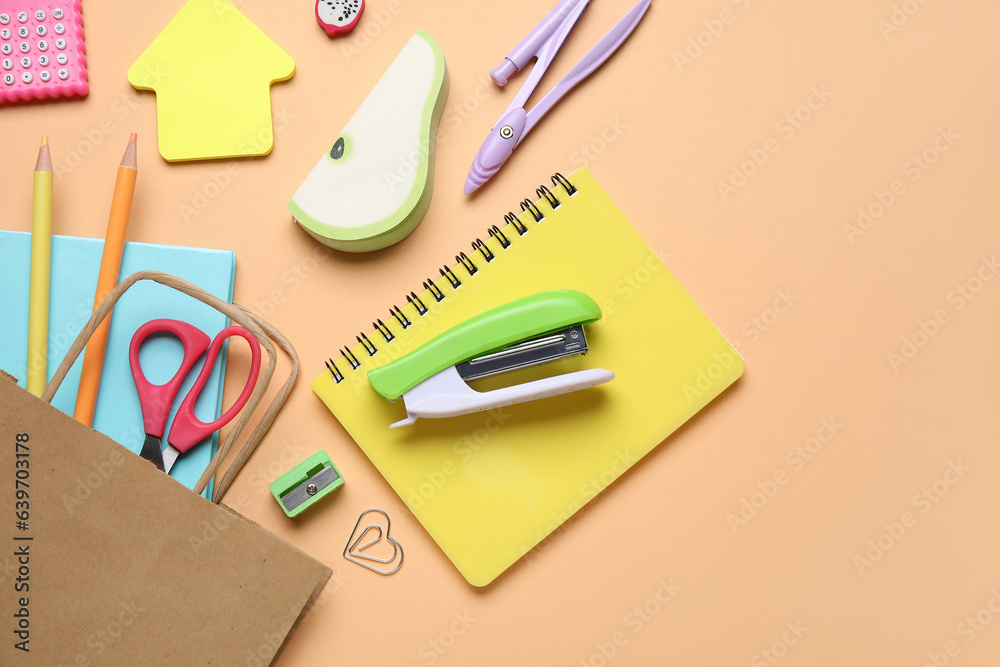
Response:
[167,326,262,454]
[129,319,212,438]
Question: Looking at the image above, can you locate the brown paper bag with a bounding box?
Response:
[0,372,331,665]
[0,270,330,664]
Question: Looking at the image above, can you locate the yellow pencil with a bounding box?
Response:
[74,133,138,427]
[27,136,53,397]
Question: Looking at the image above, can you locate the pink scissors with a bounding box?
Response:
[129,319,261,474]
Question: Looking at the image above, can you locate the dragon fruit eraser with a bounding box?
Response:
[316,0,364,37]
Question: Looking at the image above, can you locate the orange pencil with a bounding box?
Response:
[74,133,138,427]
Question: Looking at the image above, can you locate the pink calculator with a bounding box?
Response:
[0,1,88,103]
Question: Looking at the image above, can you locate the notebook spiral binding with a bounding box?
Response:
[325,172,579,384]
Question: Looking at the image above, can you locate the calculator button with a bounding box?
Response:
[18,26,29,38]
[54,23,65,35]
[56,52,67,65]
[52,8,64,20]
[36,25,46,36]
[34,10,46,21]
[38,54,48,66]
[1,58,11,70]
[39,70,50,82]
[1,28,9,40]
[1,44,11,55]
[37,39,47,51]
[21,71,32,83]
[19,41,29,53]
[0,14,9,25]
[4,72,14,85]
[20,56,30,68]
[55,38,66,49]
[57,68,68,80]
[16,12,28,23]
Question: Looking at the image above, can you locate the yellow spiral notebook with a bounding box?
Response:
[311,168,743,586]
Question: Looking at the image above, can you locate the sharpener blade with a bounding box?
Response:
[457,325,589,382]
[280,464,340,513]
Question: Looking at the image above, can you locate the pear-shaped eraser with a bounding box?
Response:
[288,30,448,252]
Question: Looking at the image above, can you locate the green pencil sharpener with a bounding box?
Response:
[270,450,344,518]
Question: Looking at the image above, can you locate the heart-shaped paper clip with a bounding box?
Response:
[343,508,404,575]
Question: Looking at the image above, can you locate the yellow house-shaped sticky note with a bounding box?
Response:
[128,0,295,162]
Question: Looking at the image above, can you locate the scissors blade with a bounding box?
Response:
[162,445,181,475]
[139,434,166,472]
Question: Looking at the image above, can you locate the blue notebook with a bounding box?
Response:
[0,231,237,497]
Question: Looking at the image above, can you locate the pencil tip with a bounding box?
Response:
[121,133,138,169]
[35,139,52,172]
[41,135,48,146]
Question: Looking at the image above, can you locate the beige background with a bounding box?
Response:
[2,0,999,664]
